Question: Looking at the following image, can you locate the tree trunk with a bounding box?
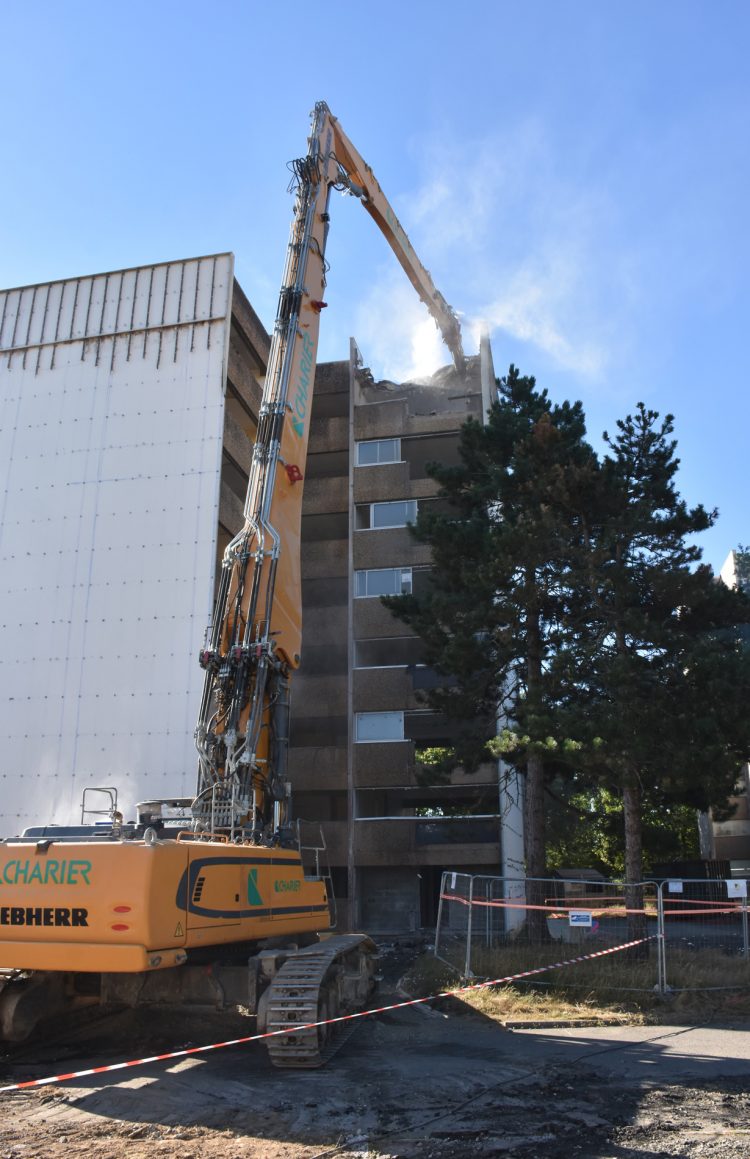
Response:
[523,751,549,944]
[623,781,648,952]
[524,751,546,879]
[522,602,549,944]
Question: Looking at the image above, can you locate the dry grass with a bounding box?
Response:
[398,944,750,1026]
[460,982,637,1025]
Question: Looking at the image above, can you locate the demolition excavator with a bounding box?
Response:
[0,101,465,1066]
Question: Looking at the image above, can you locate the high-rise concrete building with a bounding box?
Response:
[720,549,749,596]
[0,256,513,932]
[288,338,511,933]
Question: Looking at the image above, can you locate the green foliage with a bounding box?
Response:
[568,405,750,826]
[490,730,586,758]
[385,372,750,885]
[413,745,456,786]
[544,782,701,877]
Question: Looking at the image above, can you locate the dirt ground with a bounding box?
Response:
[1,951,749,1158]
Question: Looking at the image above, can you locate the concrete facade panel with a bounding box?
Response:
[300,605,347,643]
[354,397,483,442]
[291,674,347,715]
[724,794,750,822]
[414,844,500,868]
[302,476,348,513]
[354,599,418,639]
[712,819,750,837]
[449,763,500,787]
[353,529,431,569]
[230,279,271,368]
[219,479,244,534]
[308,417,348,453]
[353,667,417,711]
[354,399,408,439]
[288,748,348,789]
[715,835,750,860]
[0,256,232,354]
[227,335,263,414]
[353,743,416,787]
[222,410,253,475]
[353,464,440,504]
[408,479,442,500]
[301,540,349,578]
[353,463,410,502]
[312,361,349,395]
[316,820,347,863]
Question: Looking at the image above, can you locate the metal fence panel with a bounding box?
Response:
[435,871,474,974]
[660,878,750,992]
[437,872,750,995]
[437,872,660,992]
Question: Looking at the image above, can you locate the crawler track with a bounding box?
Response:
[265,934,376,1068]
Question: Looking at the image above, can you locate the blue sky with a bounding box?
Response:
[2,0,747,572]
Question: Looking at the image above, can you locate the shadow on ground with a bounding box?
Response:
[2,970,750,1157]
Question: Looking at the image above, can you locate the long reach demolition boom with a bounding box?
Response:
[193,100,465,840]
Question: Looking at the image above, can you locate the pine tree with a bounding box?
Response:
[384,366,597,939]
[573,405,750,938]
[387,382,750,950]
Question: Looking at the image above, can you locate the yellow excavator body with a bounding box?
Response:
[0,839,327,973]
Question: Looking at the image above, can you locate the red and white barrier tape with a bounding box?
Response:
[441,892,659,917]
[0,935,653,1094]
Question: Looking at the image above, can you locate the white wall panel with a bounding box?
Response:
[0,254,235,835]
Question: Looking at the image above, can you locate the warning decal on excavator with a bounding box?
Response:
[174,922,184,937]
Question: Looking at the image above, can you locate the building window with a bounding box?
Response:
[356,438,401,466]
[355,499,418,530]
[355,711,404,742]
[354,568,412,599]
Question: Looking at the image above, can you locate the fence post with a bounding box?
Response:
[464,875,474,977]
[434,871,447,960]
[656,881,667,994]
[485,877,491,949]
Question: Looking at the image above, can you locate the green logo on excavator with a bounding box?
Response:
[247,869,263,906]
